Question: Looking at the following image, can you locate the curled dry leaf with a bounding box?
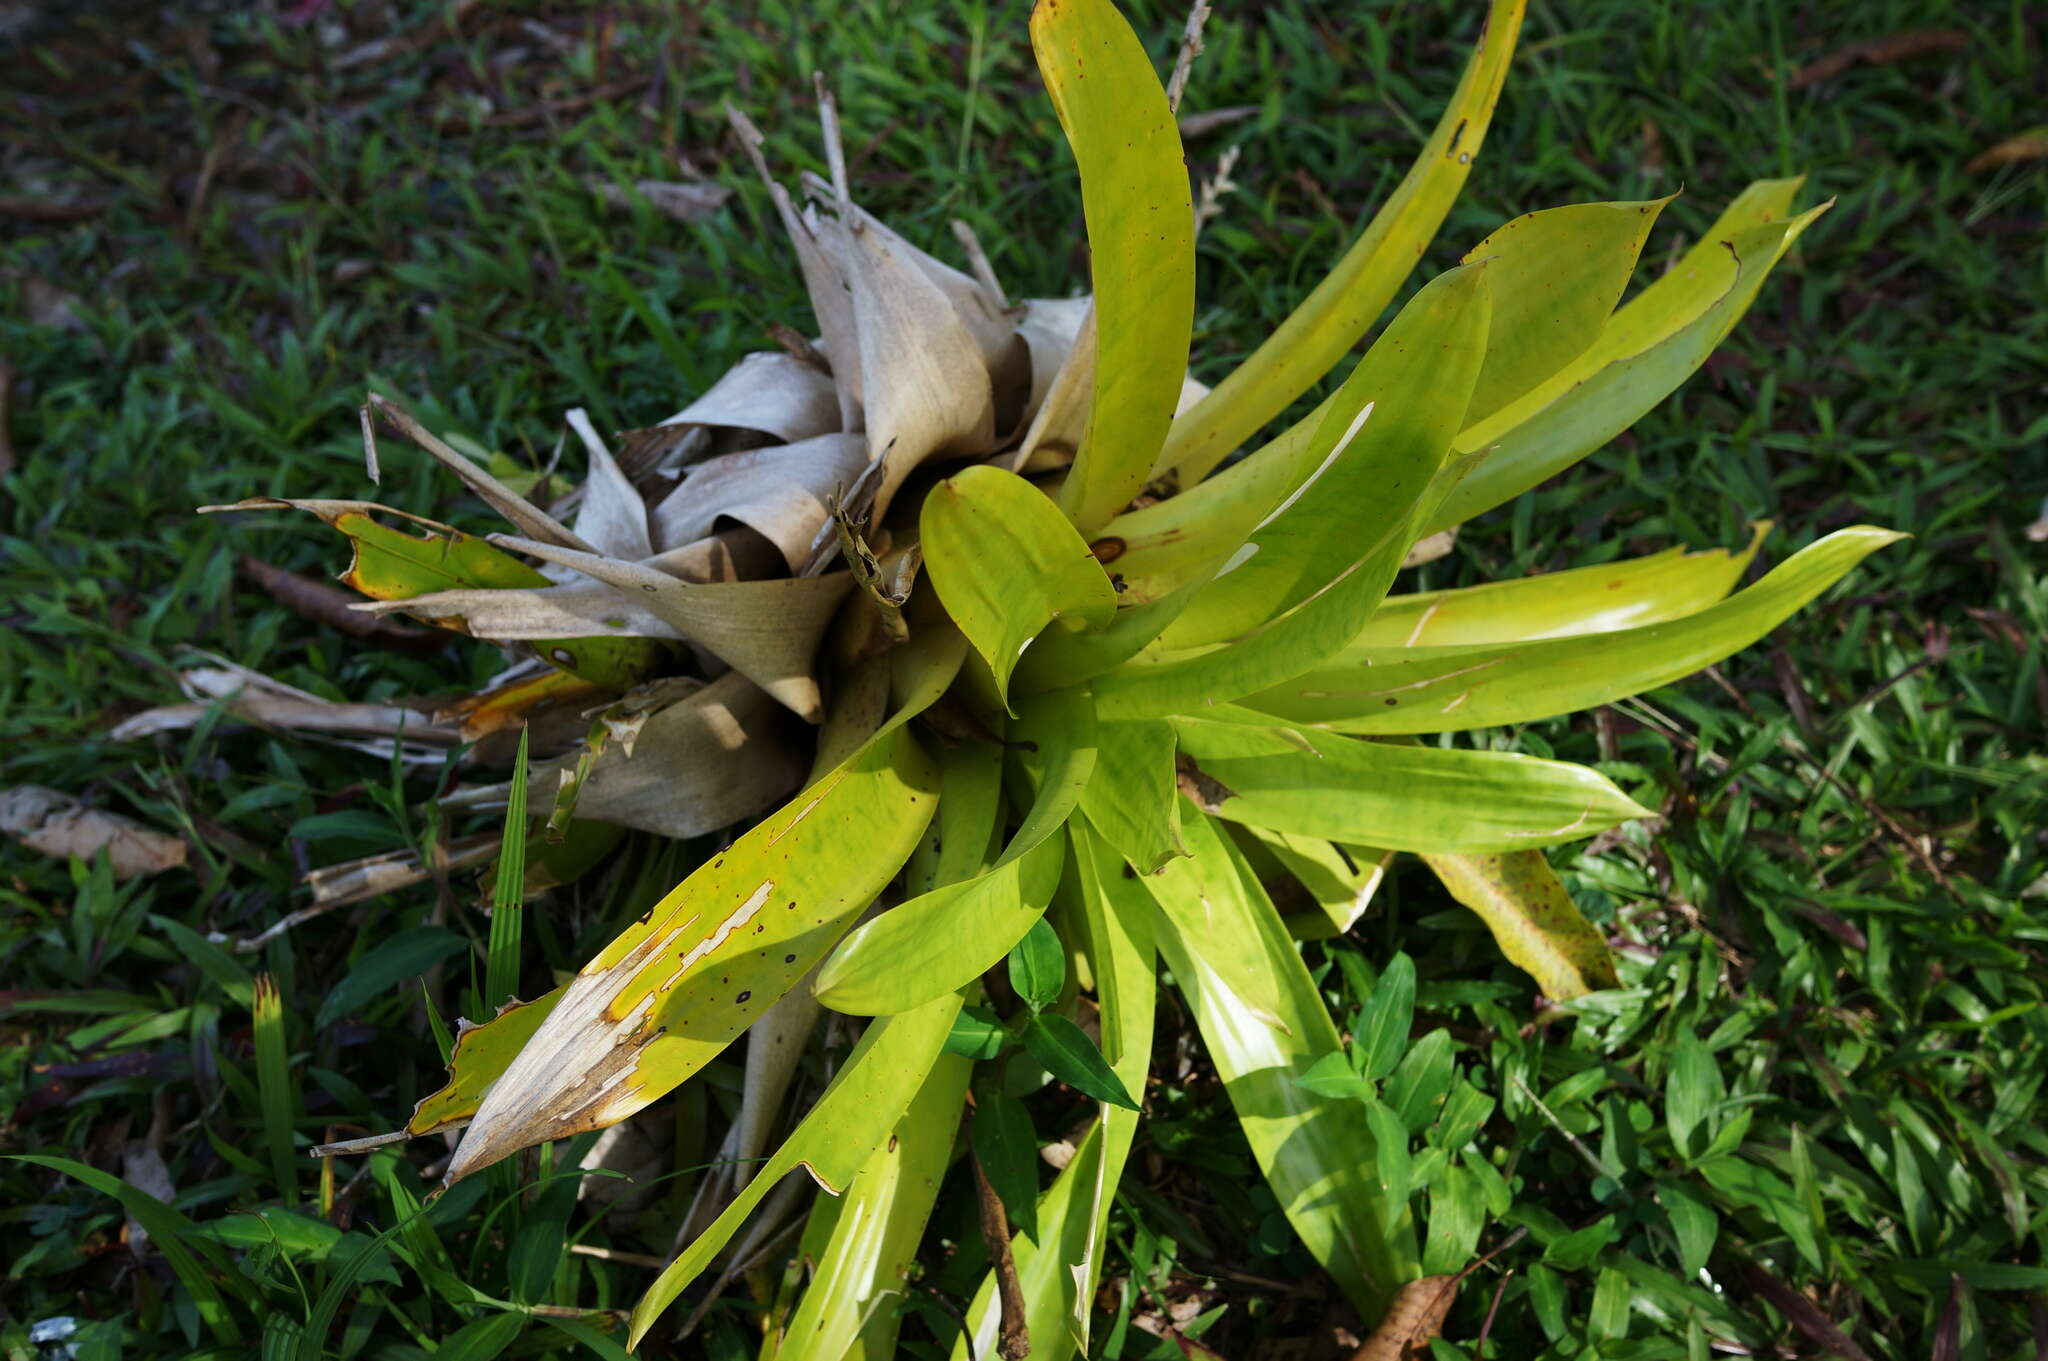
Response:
[438,671,803,841]
[649,432,868,566]
[660,349,843,446]
[0,786,187,880]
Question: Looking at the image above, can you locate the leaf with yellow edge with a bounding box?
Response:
[1421,850,1617,999]
[1246,527,1905,734]
[1156,0,1524,483]
[628,991,964,1348]
[922,465,1115,709]
[1032,0,1195,534]
[407,989,564,1136]
[442,724,939,1181]
[201,497,666,691]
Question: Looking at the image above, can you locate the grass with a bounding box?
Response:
[2,0,2045,1357]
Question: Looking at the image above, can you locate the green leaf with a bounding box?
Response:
[1386,1028,1457,1134]
[150,915,255,1008]
[1032,0,1195,533]
[10,1155,251,1343]
[921,465,1116,707]
[1296,1051,1375,1101]
[1347,530,1766,651]
[816,686,1094,1016]
[434,1313,524,1361]
[1425,195,1830,533]
[1421,851,1618,999]
[973,1088,1042,1240]
[1660,1181,1719,1280]
[1156,0,1525,483]
[1141,811,1416,1318]
[774,1049,974,1361]
[1171,715,1652,853]
[507,1175,578,1303]
[484,725,530,1013]
[444,725,939,1179]
[1356,953,1417,1082]
[952,823,1157,1357]
[1666,1032,1723,1161]
[252,974,298,1206]
[628,992,964,1347]
[943,1004,1010,1061]
[1078,720,1186,873]
[1021,1012,1139,1111]
[1161,260,1494,651]
[1092,264,1491,717]
[1459,197,1673,423]
[1249,528,1905,733]
[1007,916,1065,1012]
[315,926,467,1030]
[1421,1161,1488,1275]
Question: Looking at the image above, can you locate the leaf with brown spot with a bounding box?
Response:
[1422,850,1618,999]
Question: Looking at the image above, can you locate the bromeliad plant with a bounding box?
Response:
[129,0,1900,1350]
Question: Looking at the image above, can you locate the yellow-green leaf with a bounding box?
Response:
[1140,811,1415,1318]
[1079,720,1186,874]
[1422,850,1618,999]
[1158,259,1495,650]
[629,992,964,1348]
[1155,0,1525,483]
[1459,196,1674,423]
[767,1047,974,1361]
[951,822,1156,1361]
[816,686,1096,1015]
[921,465,1116,709]
[1349,528,1768,651]
[1033,0,1196,534]
[1091,264,1492,716]
[443,725,939,1181]
[1171,714,1651,853]
[1425,198,1830,533]
[1247,527,1904,734]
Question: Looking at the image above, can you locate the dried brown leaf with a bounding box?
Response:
[0,786,187,879]
[661,351,843,446]
[592,178,733,224]
[488,534,853,721]
[236,554,444,653]
[1788,29,1969,90]
[1967,127,2048,173]
[439,671,803,840]
[1350,1275,1459,1361]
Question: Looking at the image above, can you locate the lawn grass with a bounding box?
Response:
[3,1,2045,1358]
